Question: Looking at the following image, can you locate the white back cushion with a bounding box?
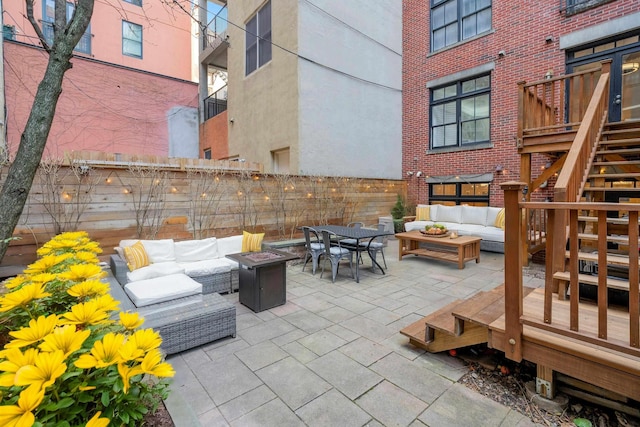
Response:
[433,205,462,223]
[485,207,503,227]
[175,237,218,262]
[140,239,176,263]
[217,235,243,257]
[461,206,488,226]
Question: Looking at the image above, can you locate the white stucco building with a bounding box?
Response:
[201,0,402,179]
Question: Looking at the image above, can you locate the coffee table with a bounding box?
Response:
[396,230,481,269]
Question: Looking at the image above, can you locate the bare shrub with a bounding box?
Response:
[127,164,168,239]
[186,168,228,239]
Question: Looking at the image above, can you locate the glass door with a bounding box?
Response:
[567,35,640,122]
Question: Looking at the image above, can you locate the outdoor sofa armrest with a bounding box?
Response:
[109,254,130,286]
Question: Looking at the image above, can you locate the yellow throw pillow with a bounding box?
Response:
[242,231,265,252]
[416,206,430,221]
[123,241,150,271]
[494,208,506,230]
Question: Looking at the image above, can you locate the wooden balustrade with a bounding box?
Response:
[503,188,640,361]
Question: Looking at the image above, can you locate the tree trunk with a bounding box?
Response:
[0,0,94,262]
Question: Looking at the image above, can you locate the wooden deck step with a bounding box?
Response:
[578,215,640,225]
[588,172,640,178]
[595,147,640,155]
[577,233,629,245]
[593,160,640,166]
[597,138,640,147]
[565,250,639,267]
[451,284,505,327]
[553,271,630,292]
[584,187,640,192]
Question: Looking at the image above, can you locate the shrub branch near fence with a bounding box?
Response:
[1,151,404,267]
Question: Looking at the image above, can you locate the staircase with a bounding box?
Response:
[400,285,535,353]
[553,121,640,302]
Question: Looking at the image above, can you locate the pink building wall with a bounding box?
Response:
[4,42,197,157]
[4,0,193,81]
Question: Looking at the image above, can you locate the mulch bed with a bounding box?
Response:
[456,344,640,427]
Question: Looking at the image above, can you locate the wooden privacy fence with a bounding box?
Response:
[1,153,403,267]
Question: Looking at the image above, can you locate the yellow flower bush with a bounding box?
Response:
[0,232,173,426]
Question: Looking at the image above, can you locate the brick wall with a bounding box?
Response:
[403,0,639,207]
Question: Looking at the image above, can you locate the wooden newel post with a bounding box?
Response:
[501,181,526,362]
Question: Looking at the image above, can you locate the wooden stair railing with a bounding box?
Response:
[502,191,640,364]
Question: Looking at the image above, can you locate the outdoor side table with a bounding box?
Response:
[226,249,299,312]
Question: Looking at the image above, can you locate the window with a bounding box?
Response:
[3,25,15,41]
[124,0,142,6]
[42,0,91,54]
[429,183,490,206]
[272,148,290,173]
[565,0,614,16]
[122,21,142,58]
[430,74,490,149]
[203,149,212,160]
[431,0,491,51]
[246,1,272,75]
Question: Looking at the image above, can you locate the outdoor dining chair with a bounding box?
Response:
[320,230,354,283]
[367,223,388,272]
[302,226,324,275]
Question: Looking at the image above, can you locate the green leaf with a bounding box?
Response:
[55,397,75,409]
[574,419,592,427]
[101,391,110,407]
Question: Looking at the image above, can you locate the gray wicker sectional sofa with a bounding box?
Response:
[107,236,242,354]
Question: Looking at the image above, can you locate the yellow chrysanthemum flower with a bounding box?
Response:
[75,333,126,369]
[138,349,175,378]
[128,329,162,352]
[6,314,59,349]
[86,411,110,427]
[0,283,51,313]
[14,350,67,391]
[2,275,27,290]
[67,280,109,299]
[58,264,105,283]
[119,312,144,330]
[117,363,142,394]
[91,294,119,312]
[0,348,39,387]
[38,325,90,358]
[59,301,109,327]
[57,231,89,241]
[23,254,73,274]
[27,273,58,285]
[0,385,45,427]
[76,241,102,255]
[118,340,144,362]
[73,251,100,264]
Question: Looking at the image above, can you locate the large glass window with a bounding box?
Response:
[124,0,142,6]
[429,183,490,206]
[246,1,272,76]
[431,0,491,51]
[122,21,143,58]
[431,74,490,149]
[43,0,91,54]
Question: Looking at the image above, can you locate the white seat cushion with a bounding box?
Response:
[461,206,488,226]
[126,262,184,282]
[124,273,202,307]
[485,207,503,227]
[175,237,218,262]
[178,259,232,277]
[433,205,462,223]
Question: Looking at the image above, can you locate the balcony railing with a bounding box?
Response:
[204,86,227,121]
[203,4,228,50]
[42,21,91,54]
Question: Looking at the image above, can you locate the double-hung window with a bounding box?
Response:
[431,0,491,52]
[430,74,490,149]
[122,21,143,58]
[246,1,272,75]
[43,0,91,54]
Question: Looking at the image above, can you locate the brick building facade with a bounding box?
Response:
[403,0,640,207]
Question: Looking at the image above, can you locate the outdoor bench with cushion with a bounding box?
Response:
[403,204,505,253]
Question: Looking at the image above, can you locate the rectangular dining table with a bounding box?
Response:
[314,225,394,283]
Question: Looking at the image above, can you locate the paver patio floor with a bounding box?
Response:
[166,238,545,426]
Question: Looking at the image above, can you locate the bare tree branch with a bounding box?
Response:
[26,0,51,52]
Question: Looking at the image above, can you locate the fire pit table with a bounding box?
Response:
[226,249,299,312]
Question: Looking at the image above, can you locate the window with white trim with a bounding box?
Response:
[43,0,91,54]
[122,21,142,58]
[430,74,490,149]
[246,1,272,76]
[431,0,491,52]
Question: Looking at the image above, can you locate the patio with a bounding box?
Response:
[165,239,544,426]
